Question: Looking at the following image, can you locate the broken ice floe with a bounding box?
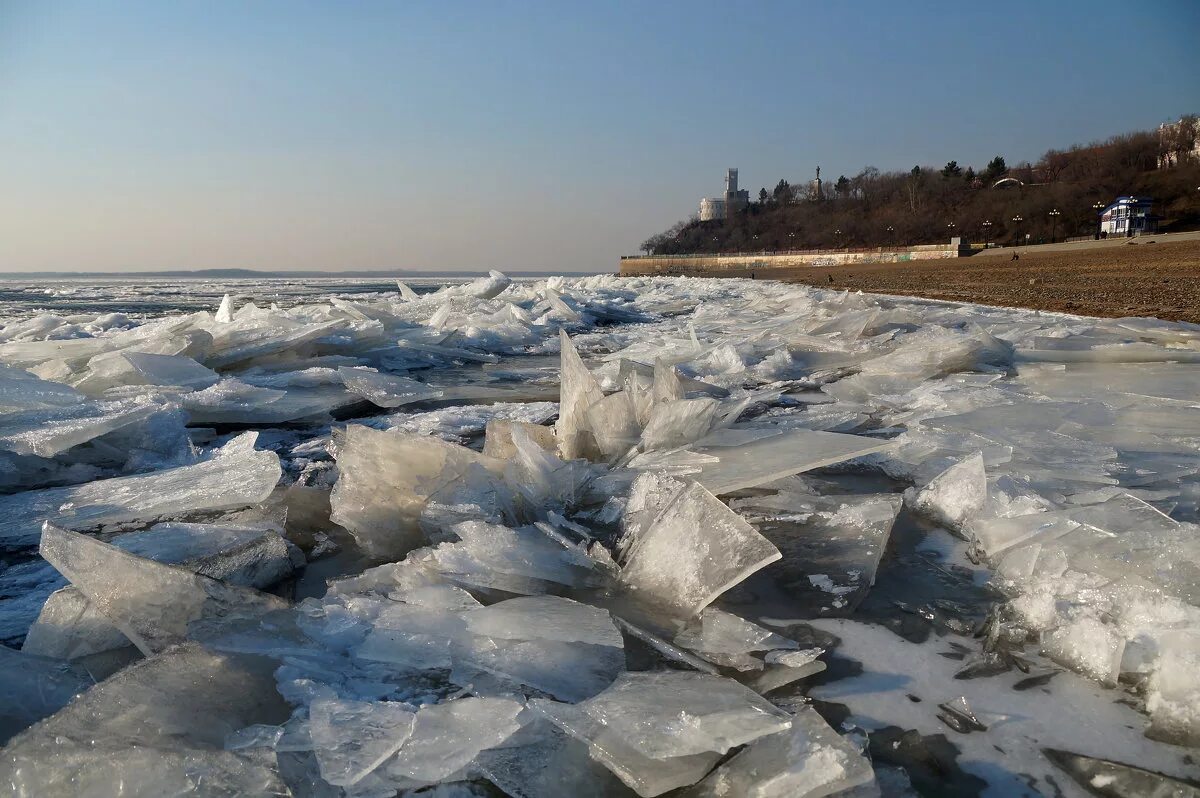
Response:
[0,643,291,796]
[23,520,301,660]
[0,431,280,549]
[3,272,1200,793]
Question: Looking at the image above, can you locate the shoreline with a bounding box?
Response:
[733,238,1200,324]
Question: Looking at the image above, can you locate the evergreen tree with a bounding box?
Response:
[772,179,792,204]
[984,156,1008,181]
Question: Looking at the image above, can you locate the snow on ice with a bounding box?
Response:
[1,272,1199,795]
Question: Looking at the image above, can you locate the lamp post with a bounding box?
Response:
[886,225,895,248]
[1011,215,1023,246]
[752,234,759,253]
[981,220,993,246]
[1048,208,1061,243]
[788,232,796,251]
[946,221,956,240]
[834,228,843,248]
[1092,201,1105,239]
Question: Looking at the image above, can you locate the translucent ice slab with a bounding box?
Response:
[453,597,624,702]
[673,608,800,670]
[309,697,416,787]
[482,419,558,460]
[579,671,790,758]
[1146,630,1200,747]
[619,481,781,616]
[0,434,281,549]
[0,645,93,743]
[473,720,635,798]
[338,366,443,408]
[690,430,893,495]
[460,638,625,703]
[0,643,291,796]
[24,522,299,659]
[329,425,504,559]
[529,699,722,797]
[688,705,874,798]
[429,521,602,595]
[0,364,86,411]
[908,452,987,533]
[0,400,162,458]
[464,595,622,648]
[181,378,356,424]
[72,350,220,395]
[40,524,289,656]
[385,696,522,783]
[555,330,604,460]
[355,601,475,670]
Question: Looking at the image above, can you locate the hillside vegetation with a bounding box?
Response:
[642,119,1200,254]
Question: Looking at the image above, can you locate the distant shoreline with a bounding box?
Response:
[0,268,607,280]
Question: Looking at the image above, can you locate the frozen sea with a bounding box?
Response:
[0,271,1198,796]
[0,275,459,320]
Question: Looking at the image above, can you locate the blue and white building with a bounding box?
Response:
[1099,196,1156,237]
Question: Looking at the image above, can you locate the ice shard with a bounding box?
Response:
[584,389,643,460]
[463,270,512,300]
[473,720,635,798]
[0,364,86,411]
[0,643,291,796]
[673,608,800,670]
[1146,631,1200,747]
[24,522,300,659]
[734,492,902,614]
[0,400,162,458]
[72,350,220,395]
[329,425,504,559]
[428,520,602,595]
[530,699,723,797]
[39,524,290,656]
[482,418,559,460]
[690,429,893,495]
[619,481,781,616]
[555,330,604,460]
[354,595,478,671]
[215,293,235,323]
[463,595,622,648]
[309,697,416,787]
[639,397,721,452]
[338,366,443,408]
[385,697,522,783]
[688,706,875,798]
[0,434,282,549]
[0,646,93,743]
[908,452,987,533]
[456,597,625,702]
[578,671,791,759]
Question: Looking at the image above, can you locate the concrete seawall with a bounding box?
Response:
[620,243,964,277]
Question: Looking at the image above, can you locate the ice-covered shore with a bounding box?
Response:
[1,272,1198,796]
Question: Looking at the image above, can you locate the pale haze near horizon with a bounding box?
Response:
[0,1,1197,275]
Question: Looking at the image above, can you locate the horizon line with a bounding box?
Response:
[0,267,612,279]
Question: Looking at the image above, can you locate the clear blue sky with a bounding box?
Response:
[1,0,1197,273]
